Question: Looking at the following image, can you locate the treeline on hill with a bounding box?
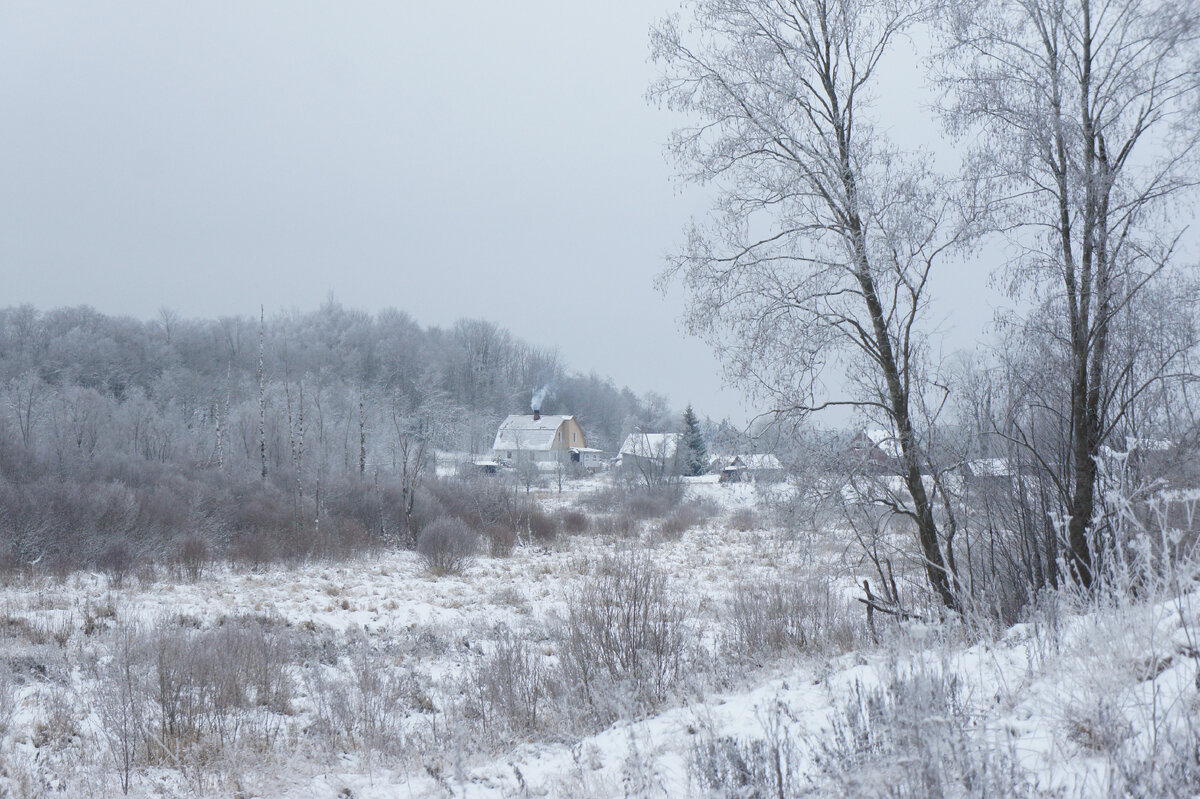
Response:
[0,301,677,575]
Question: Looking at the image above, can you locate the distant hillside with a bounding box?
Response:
[0,301,678,572]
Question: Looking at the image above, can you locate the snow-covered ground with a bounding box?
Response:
[0,476,1197,797]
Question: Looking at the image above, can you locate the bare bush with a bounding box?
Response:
[177,536,208,582]
[406,483,447,538]
[558,551,689,721]
[484,524,516,558]
[463,626,555,740]
[416,517,479,575]
[33,683,81,750]
[727,507,759,532]
[625,485,683,520]
[0,665,14,740]
[582,483,683,521]
[812,658,1031,797]
[690,706,797,799]
[692,736,786,798]
[596,510,638,538]
[657,501,714,540]
[304,647,416,756]
[426,475,532,537]
[145,614,294,761]
[579,485,626,513]
[229,531,275,571]
[725,578,863,660]
[558,509,590,535]
[97,615,143,795]
[527,510,558,544]
[98,541,135,588]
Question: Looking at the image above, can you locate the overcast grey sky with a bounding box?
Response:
[0,2,1002,423]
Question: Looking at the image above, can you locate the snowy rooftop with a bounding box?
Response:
[713,454,784,471]
[619,432,680,459]
[739,454,783,471]
[864,428,902,459]
[492,414,573,451]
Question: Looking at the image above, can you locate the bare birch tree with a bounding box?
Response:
[938,0,1200,586]
[651,0,970,609]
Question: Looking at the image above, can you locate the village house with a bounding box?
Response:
[619,432,682,478]
[846,428,903,471]
[492,411,602,468]
[714,453,785,483]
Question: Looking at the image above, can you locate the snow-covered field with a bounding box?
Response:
[0,476,1197,797]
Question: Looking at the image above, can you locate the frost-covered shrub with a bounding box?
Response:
[0,665,14,739]
[625,485,683,520]
[426,475,531,536]
[93,613,297,772]
[812,658,1031,798]
[527,509,558,543]
[584,483,683,520]
[229,530,275,571]
[417,517,479,575]
[657,501,713,540]
[463,626,555,740]
[689,699,799,797]
[177,535,208,582]
[322,477,408,544]
[558,509,590,534]
[580,485,626,513]
[98,541,135,588]
[558,551,688,720]
[406,483,446,538]
[727,507,760,532]
[596,510,638,537]
[725,577,864,659]
[97,615,143,795]
[484,524,516,558]
[691,724,797,799]
[304,647,417,756]
[149,616,295,757]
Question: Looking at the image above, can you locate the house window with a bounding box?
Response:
[572,432,577,443]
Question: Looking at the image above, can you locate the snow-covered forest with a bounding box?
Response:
[0,301,681,575]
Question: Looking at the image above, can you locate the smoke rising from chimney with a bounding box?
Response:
[531,383,554,413]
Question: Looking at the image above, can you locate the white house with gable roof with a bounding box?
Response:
[619,432,683,480]
[492,412,590,466]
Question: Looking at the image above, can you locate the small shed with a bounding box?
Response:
[569,447,606,471]
[716,453,784,482]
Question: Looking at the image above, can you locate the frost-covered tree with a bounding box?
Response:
[651,0,972,610]
[938,0,1200,587]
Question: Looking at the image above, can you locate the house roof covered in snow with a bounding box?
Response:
[741,454,783,471]
[864,429,902,459]
[619,433,680,459]
[717,454,784,471]
[493,415,574,452]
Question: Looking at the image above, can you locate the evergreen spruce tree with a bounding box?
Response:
[681,404,707,477]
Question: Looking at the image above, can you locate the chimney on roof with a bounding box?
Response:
[533,409,541,422]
